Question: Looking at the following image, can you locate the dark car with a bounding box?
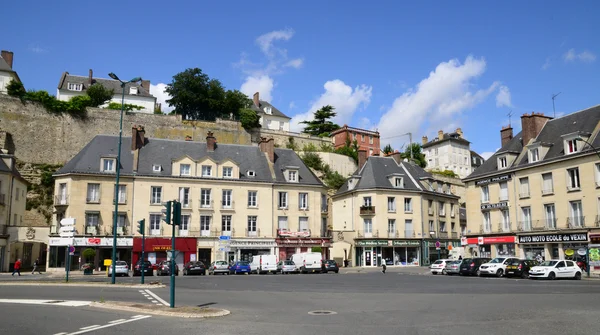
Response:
[183,261,206,276]
[156,260,179,276]
[505,259,538,279]
[458,257,491,276]
[321,260,339,273]
[133,260,153,276]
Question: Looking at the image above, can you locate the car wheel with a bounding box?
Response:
[183,270,187,276]
[496,269,504,278]
[476,269,481,277]
[335,270,339,274]
[521,271,529,279]
[574,272,582,280]
[441,269,447,275]
[548,272,556,280]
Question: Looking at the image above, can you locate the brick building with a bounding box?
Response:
[331,125,380,156]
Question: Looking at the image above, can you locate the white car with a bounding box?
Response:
[430,259,452,275]
[529,260,582,280]
[478,257,519,277]
[107,261,129,277]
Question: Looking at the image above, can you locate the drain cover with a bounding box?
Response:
[308,310,337,315]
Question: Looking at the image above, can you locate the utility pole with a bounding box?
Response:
[137,219,146,284]
[551,92,561,118]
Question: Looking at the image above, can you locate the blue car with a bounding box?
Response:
[229,261,251,275]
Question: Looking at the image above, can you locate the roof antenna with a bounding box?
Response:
[507,110,513,127]
[551,92,561,118]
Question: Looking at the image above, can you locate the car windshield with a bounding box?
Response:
[489,258,506,264]
[508,260,521,266]
[539,261,558,267]
[433,260,444,265]
[450,261,460,265]
[216,261,228,265]
[326,260,336,264]
[284,261,294,265]
[237,261,250,266]
[116,261,127,266]
[461,258,473,263]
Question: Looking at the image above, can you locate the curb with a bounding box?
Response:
[0,282,166,289]
[90,302,231,318]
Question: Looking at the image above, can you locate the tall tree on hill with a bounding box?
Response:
[382,144,394,156]
[402,143,427,168]
[301,105,341,137]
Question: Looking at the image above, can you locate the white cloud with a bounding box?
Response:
[284,58,304,69]
[289,79,372,132]
[377,55,499,148]
[150,83,174,113]
[288,101,296,110]
[495,85,512,108]
[240,75,274,102]
[256,28,294,56]
[541,57,551,70]
[480,151,496,160]
[564,48,596,63]
[28,44,48,53]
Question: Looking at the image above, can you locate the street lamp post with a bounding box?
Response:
[108,72,142,285]
[575,136,600,159]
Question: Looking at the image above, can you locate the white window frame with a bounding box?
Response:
[388,219,396,234]
[200,189,212,207]
[150,186,162,204]
[201,165,212,177]
[542,173,554,195]
[223,166,233,178]
[404,198,412,213]
[498,156,508,169]
[222,215,232,234]
[482,212,491,233]
[299,193,308,210]
[519,177,530,198]
[222,189,232,208]
[567,168,580,191]
[566,139,579,155]
[501,209,510,231]
[299,217,309,232]
[499,181,508,201]
[129,86,138,95]
[278,216,288,231]
[247,170,256,177]
[152,164,161,172]
[278,192,288,209]
[87,183,100,203]
[248,191,258,207]
[595,163,600,187]
[394,177,404,188]
[179,187,190,208]
[102,158,116,172]
[200,216,211,236]
[150,214,161,235]
[179,215,190,236]
[387,197,396,212]
[363,196,372,207]
[117,184,126,204]
[521,207,532,231]
[364,219,372,234]
[67,82,82,91]
[544,204,556,229]
[529,148,540,163]
[439,202,445,216]
[481,185,490,203]
[288,170,298,182]
[180,164,191,176]
[247,216,257,235]
[569,201,583,227]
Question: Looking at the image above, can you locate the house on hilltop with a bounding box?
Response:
[0,50,21,94]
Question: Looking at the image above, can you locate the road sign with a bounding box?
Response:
[60,218,76,238]
[218,247,231,252]
[435,241,441,248]
[68,246,75,253]
[219,236,231,241]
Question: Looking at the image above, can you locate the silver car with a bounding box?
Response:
[107,261,129,277]
[445,260,462,275]
[277,260,297,274]
[209,260,230,275]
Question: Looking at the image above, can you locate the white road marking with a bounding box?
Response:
[144,289,169,306]
[53,333,68,335]
[63,315,151,335]
[108,319,126,323]
[0,299,91,307]
[131,315,147,319]
[151,300,158,304]
[79,325,100,330]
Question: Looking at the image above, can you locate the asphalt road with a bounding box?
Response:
[2,272,600,335]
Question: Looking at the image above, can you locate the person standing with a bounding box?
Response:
[12,259,21,276]
[381,263,387,274]
[32,258,42,274]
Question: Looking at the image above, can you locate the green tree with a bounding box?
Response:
[239,108,261,129]
[324,170,347,190]
[6,79,26,98]
[382,144,394,156]
[165,68,227,120]
[301,105,341,137]
[301,152,323,170]
[86,84,114,107]
[335,136,359,163]
[223,90,252,119]
[154,104,163,114]
[402,143,427,168]
[106,102,144,111]
[82,248,96,263]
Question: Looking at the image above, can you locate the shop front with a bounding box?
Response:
[588,234,600,273]
[132,237,197,270]
[48,237,133,272]
[424,239,460,264]
[461,236,516,259]
[355,239,421,267]
[276,237,331,260]
[517,232,589,262]
[225,239,277,263]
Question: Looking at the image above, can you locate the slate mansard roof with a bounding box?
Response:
[57,74,154,98]
[250,100,291,119]
[465,104,600,180]
[55,135,323,186]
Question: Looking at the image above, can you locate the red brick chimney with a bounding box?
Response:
[500,126,513,147]
[131,125,146,150]
[358,149,367,170]
[259,137,275,163]
[88,69,93,85]
[141,80,151,92]
[1,50,14,69]
[520,112,552,146]
[253,92,260,108]
[206,131,216,151]
[390,150,403,165]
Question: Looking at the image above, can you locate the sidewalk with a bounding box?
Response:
[339,266,430,275]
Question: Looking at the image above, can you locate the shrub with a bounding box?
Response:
[82,248,96,262]
[301,152,323,170]
[239,108,261,129]
[86,84,114,107]
[6,80,26,98]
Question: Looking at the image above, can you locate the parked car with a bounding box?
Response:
[458,258,491,276]
[277,260,297,274]
[291,252,323,273]
[529,260,582,280]
[229,261,251,274]
[183,261,206,276]
[251,255,278,274]
[321,260,339,274]
[156,260,179,276]
[478,257,520,277]
[208,261,230,275]
[430,259,452,275]
[133,260,153,276]
[444,260,462,275]
[107,261,129,277]
[505,259,538,279]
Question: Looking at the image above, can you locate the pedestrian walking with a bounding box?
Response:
[381,263,387,274]
[458,255,462,260]
[32,258,42,274]
[12,259,21,276]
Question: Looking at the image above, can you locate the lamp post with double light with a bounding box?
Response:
[108,72,142,285]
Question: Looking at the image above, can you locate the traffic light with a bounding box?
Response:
[137,219,145,235]
[162,201,172,225]
[172,201,182,226]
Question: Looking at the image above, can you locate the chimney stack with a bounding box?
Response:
[438,130,444,140]
[88,69,93,85]
[1,50,14,69]
[390,150,403,165]
[520,112,552,146]
[456,128,463,138]
[259,137,275,163]
[358,149,367,170]
[141,80,151,92]
[500,126,513,147]
[253,92,260,108]
[422,136,428,145]
[131,125,146,150]
[206,131,217,151]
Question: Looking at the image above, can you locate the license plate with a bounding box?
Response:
[192,267,200,270]
[507,271,514,274]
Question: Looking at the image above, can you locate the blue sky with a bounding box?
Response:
[3,1,600,158]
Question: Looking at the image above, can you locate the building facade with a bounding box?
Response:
[331,125,381,157]
[250,92,291,132]
[48,127,328,272]
[56,70,157,113]
[331,151,462,267]
[422,128,479,179]
[463,107,600,273]
[0,50,21,94]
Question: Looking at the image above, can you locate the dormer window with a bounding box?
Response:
[153,164,161,172]
[247,170,256,177]
[101,158,116,172]
[566,139,578,154]
[288,170,297,182]
[129,87,138,95]
[180,164,191,176]
[223,167,233,178]
[394,177,404,188]
[530,148,540,163]
[67,82,82,91]
[498,156,508,169]
[264,106,272,114]
[201,165,212,177]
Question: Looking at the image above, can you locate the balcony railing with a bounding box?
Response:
[0,193,5,205]
[567,216,586,229]
[180,201,192,209]
[54,195,69,206]
[404,230,415,238]
[438,231,448,238]
[245,228,261,237]
[199,200,214,210]
[360,206,375,215]
[185,229,219,237]
[497,222,511,233]
[357,230,379,238]
[85,225,98,235]
[86,197,100,204]
[0,224,7,235]
[148,226,165,236]
[480,225,492,234]
[221,200,235,210]
[518,221,532,232]
[387,230,398,238]
[541,188,554,195]
[519,191,530,199]
[450,232,458,238]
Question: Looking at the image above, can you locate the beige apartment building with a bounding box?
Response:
[48,127,328,271]
[331,151,462,267]
[463,106,600,272]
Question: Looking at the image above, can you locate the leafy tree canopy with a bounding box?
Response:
[301,105,341,137]
[382,144,394,155]
[86,84,114,107]
[402,143,427,168]
[239,108,261,129]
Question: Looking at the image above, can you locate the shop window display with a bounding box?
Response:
[496,244,515,257]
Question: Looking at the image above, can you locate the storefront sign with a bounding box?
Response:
[277,229,311,238]
[49,237,133,247]
[518,233,588,244]
[475,174,512,186]
[392,240,420,247]
[276,238,330,246]
[153,245,171,251]
[480,202,509,210]
[461,236,515,245]
[229,239,277,248]
[356,240,389,246]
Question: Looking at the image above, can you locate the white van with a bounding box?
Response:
[291,252,322,273]
[251,255,278,274]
